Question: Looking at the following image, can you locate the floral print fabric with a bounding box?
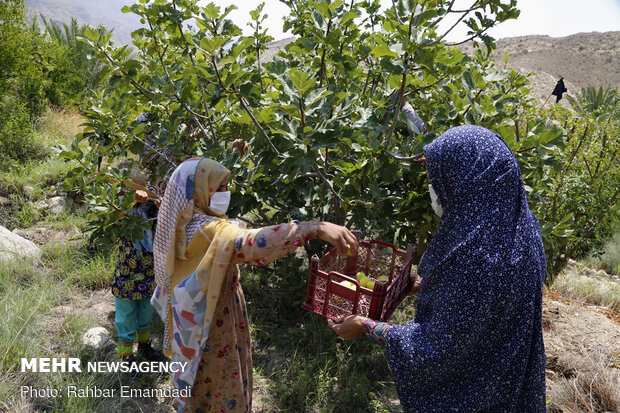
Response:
[187,262,251,413]
[187,220,318,413]
[151,219,318,412]
[152,158,232,360]
[385,126,547,412]
[112,236,155,300]
[152,156,321,412]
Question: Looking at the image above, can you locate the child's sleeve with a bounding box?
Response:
[231,220,320,266]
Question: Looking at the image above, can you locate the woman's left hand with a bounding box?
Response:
[327,314,367,340]
[408,274,423,296]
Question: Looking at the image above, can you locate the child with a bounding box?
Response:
[112,113,171,362]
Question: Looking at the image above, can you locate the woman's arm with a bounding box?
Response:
[231,221,357,266]
[327,315,393,346]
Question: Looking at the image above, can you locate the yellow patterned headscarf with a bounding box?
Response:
[152,158,241,409]
[154,157,232,286]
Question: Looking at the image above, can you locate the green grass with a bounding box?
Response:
[0,241,174,412]
[0,108,79,191]
[0,260,67,403]
[585,228,620,275]
[43,242,115,290]
[0,108,175,413]
[0,108,83,230]
[242,263,412,412]
[553,271,620,312]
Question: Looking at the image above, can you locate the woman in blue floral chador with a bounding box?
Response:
[329,125,547,412]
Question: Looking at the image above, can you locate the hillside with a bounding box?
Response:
[25,0,141,45]
[496,32,620,91]
[24,0,620,95]
[460,31,620,101]
[265,32,620,103]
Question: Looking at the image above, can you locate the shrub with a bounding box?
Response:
[0,101,48,170]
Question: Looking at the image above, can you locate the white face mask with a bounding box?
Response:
[428,184,443,217]
[209,191,231,215]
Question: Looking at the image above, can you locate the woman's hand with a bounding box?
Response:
[317,222,358,256]
[408,274,423,296]
[327,314,367,340]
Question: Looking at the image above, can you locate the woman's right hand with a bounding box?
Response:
[316,222,358,256]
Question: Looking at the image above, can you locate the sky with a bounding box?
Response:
[200,0,620,42]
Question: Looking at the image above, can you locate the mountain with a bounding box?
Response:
[25,0,141,45]
[460,31,620,101]
[25,0,619,97]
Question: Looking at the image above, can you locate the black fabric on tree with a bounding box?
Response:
[551,77,567,102]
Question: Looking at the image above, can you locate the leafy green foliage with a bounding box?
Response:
[0,0,27,90]
[539,93,620,279]
[499,86,620,283]
[60,0,614,283]
[0,0,47,119]
[0,101,48,171]
[40,16,112,107]
[566,86,620,120]
[0,0,108,170]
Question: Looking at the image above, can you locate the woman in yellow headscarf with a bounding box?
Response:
[152,157,357,413]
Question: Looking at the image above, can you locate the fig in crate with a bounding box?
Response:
[302,238,415,322]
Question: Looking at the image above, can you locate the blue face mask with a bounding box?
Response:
[209,191,231,215]
[428,184,443,217]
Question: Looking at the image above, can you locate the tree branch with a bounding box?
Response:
[313,163,344,205]
[172,0,218,142]
[133,136,178,168]
[445,25,493,47]
[427,0,456,29]
[318,18,332,87]
[391,0,402,23]
[384,10,416,151]
[96,45,154,99]
[385,150,425,162]
[234,91,281,155]
[147,19,211,142]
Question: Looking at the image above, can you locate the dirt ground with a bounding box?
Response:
[12,225,620,411]
[543,295,620,413]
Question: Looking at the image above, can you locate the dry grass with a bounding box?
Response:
[586,229,620,276]
[547,351,620,413]
[35,108,84,146]
[552,270,620,312]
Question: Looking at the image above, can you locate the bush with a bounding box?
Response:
[587,228,620,274]
[0,101,48,170]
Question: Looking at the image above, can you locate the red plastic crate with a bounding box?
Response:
[302,238,415,322]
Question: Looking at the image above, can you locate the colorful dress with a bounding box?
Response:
[112,204,158,301]
[112,167,167,356]
[151,158,321,413]
[187,221,319,413]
